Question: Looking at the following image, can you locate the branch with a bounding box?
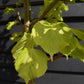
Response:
[48,53,63,62]
[24,0,31,33]
[0,36,10,38]
[23,0,36,83]
[30,0,58,26]
[13,0,24,31]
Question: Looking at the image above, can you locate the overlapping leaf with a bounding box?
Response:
[12,33,48,84]
[60,37,79,59]
[12,33,30,59]
[10,32,23,42]
[70,43,84,62]
[71,29,84,42]
[60,28,84,61]
[15,48,48,84]
[31,20,72,59]
[39,1,69,22]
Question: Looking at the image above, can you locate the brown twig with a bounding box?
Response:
[30,0,58,26]
[48,53,63,62]
[13,0,24,31]
[0,36,10,38]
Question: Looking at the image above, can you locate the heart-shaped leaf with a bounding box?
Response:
[70,43,84,62]
[60,37,79,59]
[15,48,48,84]
[12,33,48,84]
[32,20,72,59]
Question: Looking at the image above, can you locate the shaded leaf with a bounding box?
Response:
[80,0,84,1]
[16,1,22,6]
[70,43,84,62]
[71,29,84,42]
[39,1,68,22]
[60,37,79,59]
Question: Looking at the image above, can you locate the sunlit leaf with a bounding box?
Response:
[4,7,16,15]
[6,20,19,30]
[12,32,48,84]
[12,33,36,59]
[32,20,72,60]
[15,48,48,84]
[10,32,23,42]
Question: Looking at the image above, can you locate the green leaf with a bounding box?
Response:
[20,13,24,18]
[12,33,36,59]
[71,29,84,42]
[4,7,16,15]
[70,43,84,62]
[31,20,72,60]
[6,20,19,30]
[12,33,28,59]
[16,1,21,6]
[12,33,48,84]
[15,48,48,84]
[39,1,69,22]
[44,0,54,7]
[12,32,23,37]
[10,32,23,42]
[60,37,79,59]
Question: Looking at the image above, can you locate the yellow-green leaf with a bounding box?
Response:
[4,7,16,15]
[60,37,79,59]
[71,29,84,42]
[6,20,19,30]
[15,48,48,84]
[12,33,36,59]
[70,43,84,62]
[31,20,72,59]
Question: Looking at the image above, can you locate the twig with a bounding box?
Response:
[0,36,10,38]
[29,79,35,84]
[30,0,58,26]
[48,53,63,62]
[24,0,31,32]
[13,0,24,31]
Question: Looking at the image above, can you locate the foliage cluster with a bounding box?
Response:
[4,0,84,84]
